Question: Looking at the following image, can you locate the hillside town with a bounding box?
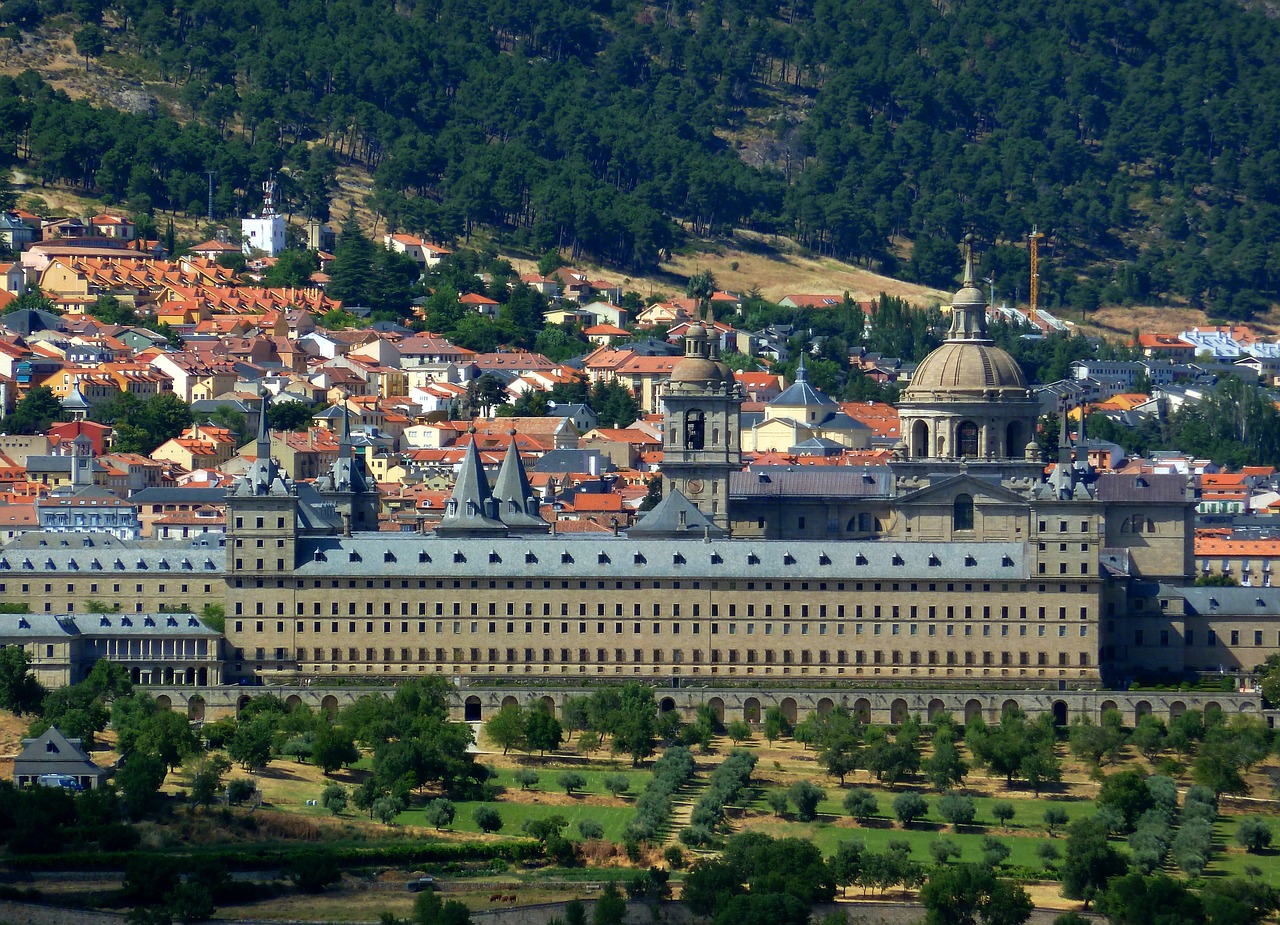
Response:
[0,206,1275,593]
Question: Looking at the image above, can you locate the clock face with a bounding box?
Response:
[687,479,705,496]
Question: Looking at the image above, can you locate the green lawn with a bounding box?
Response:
[486,766,652,798]
[397,800,636,842]
[744,785,1095,835]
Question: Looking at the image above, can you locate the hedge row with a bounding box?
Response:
[690,749,756,830]
[624,745,696,842]
[7,838,542,872]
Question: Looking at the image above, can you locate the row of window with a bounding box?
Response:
[234,617,1093,640]
[252,646,1092,668]
[233,600,1096,621]
[1135,629,1280,647]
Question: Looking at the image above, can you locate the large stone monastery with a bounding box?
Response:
[0,257,1263,697]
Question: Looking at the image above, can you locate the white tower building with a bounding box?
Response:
[241,177,287,256]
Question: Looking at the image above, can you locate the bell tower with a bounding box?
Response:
[659,317,743,529]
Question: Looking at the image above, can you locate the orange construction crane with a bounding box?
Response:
[1028,227,1045,328]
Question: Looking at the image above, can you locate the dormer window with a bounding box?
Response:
[453,551,466,563]
[489,551,501,564]
[673,552,685,565]
[633,552,646,565]
[597,552,610,565]
[383,550,396,563]
[526,552,538,564]
[561,551,574,565]
[418,551,431,563]
[965,555,978,567]
[928,554,942,567]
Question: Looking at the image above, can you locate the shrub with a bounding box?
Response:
[320,784,346,816]
[1043,806,1069,835]
[1037,842,1061,867]
[513,769,540,790]
[980,835,1010,867]
[725,721,752,744]
[663,846,685,869]
[679,825,714,846]
[892,792,928,827]
[577,819,605,840]
[558,771,587,795]
[767,790,788,816]
[844,787,878,821]
[991,801,1015,828]
[937,793,976,827]
[930,838,959,865]
[226,779,255,806]
[423,798,456,830]
[1236,817,1273,854]
[372,796,403,825]
[788,780,825,822]
[603,774,630,797]
[474,806,503,833]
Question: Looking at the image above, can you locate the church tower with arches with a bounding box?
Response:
[656,316,744,530]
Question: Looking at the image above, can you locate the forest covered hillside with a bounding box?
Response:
[0,0,1278,316]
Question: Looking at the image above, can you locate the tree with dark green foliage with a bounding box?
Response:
[262,249,320,288]
[2,386,63,435]
[485,705,526,755]
[0,646,44,714]
[117,752,167,819]
[327,213,379,307]
[266,399,315,432]
[892,791,928,827]
[763,705,791,744]
[88,293,136,325]
[311,722,359,774]
[474,805,503,832]
[1102,872,1203,925]
[88,392,192,456]
[610,683,658,765]
[593,881,626,925]
[787,780,824,822]
[1061,817,1127,909]
[919,864,1032,925]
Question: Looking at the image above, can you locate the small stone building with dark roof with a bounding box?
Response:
[14,726,106,789]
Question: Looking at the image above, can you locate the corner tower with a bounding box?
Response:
[659,317,743,530]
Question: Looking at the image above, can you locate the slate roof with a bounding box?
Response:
[731,467,893,500]
[1095,473,1190,503]
[290,533,1028,582]
[14,727,105,781]
[1176,586,1280,616]
[130,487,229,505]
[628,488,724,539]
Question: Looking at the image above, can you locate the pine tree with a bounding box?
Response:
[326,212,377,308]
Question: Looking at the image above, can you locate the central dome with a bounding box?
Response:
[904,341,1028,399]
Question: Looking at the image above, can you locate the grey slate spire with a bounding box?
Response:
[256,383,272,464]
[492,430,548,533]
[436,428,506,535]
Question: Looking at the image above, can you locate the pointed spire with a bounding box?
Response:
[256,383,271,462]
[796,353,808,382]
[436,428,506,535]
[492,430,548,533]
[962,234,976,288]
[339,391,352,446]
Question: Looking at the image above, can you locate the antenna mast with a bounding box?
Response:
[205,170,217,222]
[1028,226,1045,328]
